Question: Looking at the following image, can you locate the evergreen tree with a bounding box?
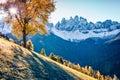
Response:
[105,75,112,80]
[67,62,72,67]
[49,52,54,58]
[84,66,88,74]
[100,75,104,80]
[56,56,63,64]
[56,56,60,62]
[81,67,86,73]
[40,48,46,56]
[59,57,64,64]
[105,76,109,80]
[76,64,81,71]
[109,77,113,80]
[113,75,118,80]
[63,60,68,66]
[96,71,101,80]
[49,52,56,61]
[88,66,93,76]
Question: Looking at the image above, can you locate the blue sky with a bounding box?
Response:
[49,0,120,24]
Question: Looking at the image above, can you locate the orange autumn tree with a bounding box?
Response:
[0,0,55,47]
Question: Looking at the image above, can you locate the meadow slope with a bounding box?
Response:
[0,38,97,80]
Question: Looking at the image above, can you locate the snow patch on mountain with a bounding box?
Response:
[51,27,120,41]
[47,16,120,42]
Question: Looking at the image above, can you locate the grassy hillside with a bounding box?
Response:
[0,38,97,80]
[30,33,120,78]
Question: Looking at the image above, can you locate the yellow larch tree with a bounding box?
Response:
[0,0,55,47]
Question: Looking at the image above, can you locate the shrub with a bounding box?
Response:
[26,40,34,51]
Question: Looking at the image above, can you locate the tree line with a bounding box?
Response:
[40,48,119,80]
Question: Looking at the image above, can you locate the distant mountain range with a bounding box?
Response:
[47,16,120,42]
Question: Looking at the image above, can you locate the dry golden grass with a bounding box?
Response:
[0,38,32,79]
[0,38,97,80]
[34,51,97,80]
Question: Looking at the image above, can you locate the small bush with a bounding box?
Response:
[26,40,34,51]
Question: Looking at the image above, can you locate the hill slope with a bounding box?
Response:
[0,38,96,80]
[30,33,120,77]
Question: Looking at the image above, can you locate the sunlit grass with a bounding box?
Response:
[0,38,98,80]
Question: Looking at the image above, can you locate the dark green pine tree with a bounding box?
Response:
[40,48,46,56]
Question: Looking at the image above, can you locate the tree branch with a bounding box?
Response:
[15,15,23,29]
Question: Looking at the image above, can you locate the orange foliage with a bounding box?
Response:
[0,0,55,39]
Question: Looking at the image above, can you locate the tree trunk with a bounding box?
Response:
[23,30,26,48]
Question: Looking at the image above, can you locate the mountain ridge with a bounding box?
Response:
[47,16,120,42]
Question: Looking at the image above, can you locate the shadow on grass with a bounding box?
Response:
[8,45,78,80]
[11,45,23,54]
[27,51,77,80]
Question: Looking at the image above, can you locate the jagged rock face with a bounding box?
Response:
[52,16,120,32]
[46,16,120,42]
